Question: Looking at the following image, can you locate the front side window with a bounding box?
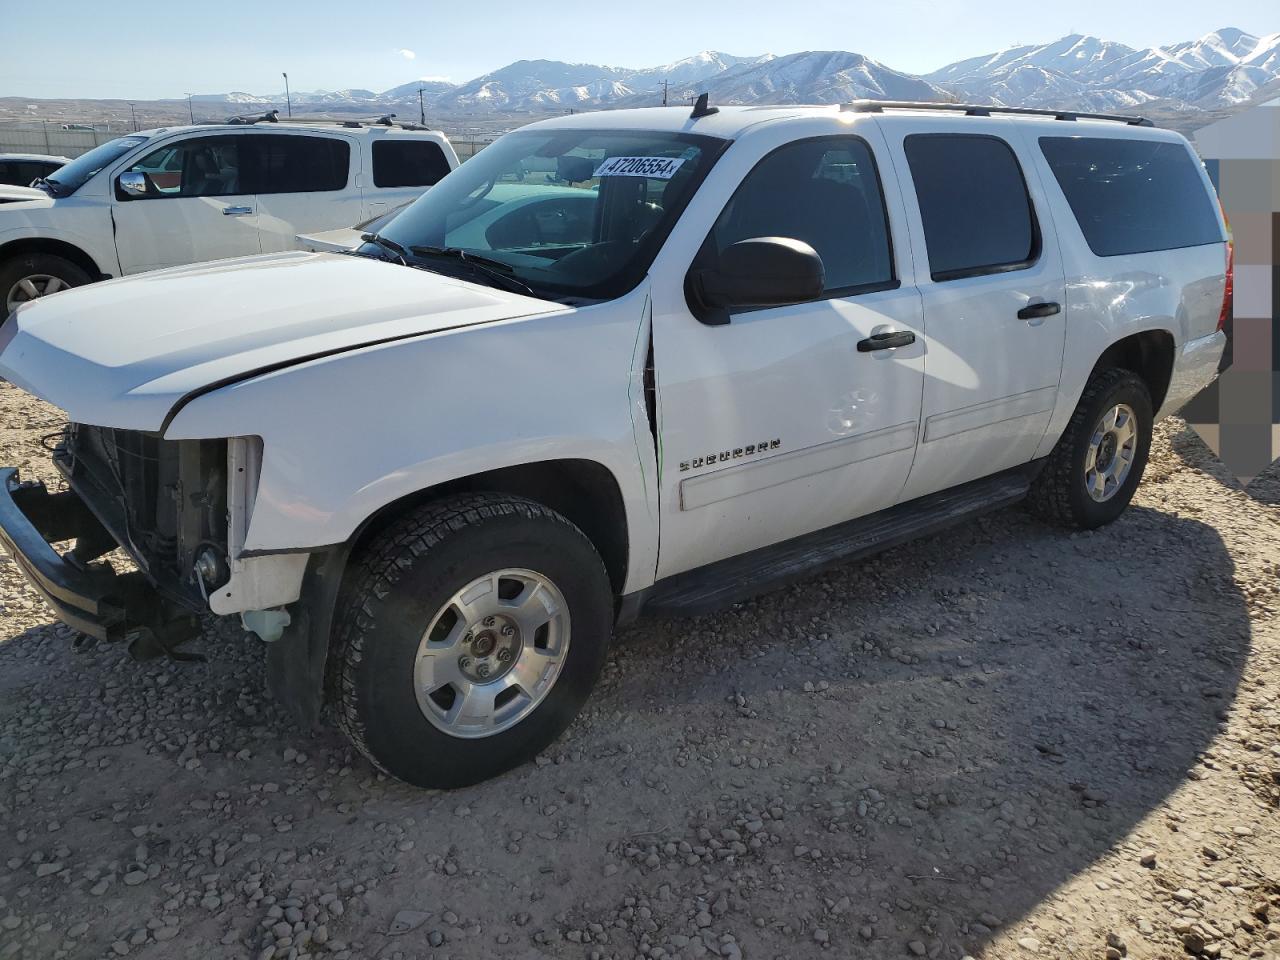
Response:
[1039,136,1224,257]
[705,136,896,295]
[252,135,349,194]
[124,136,245,198]
[41,135,149,197]
[373,140,452,188]
[376,129,725,303]
[904,134,1039,282]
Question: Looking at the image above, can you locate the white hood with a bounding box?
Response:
[0,185,51,205]
[0,250,561,430]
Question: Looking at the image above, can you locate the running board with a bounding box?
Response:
[640,466,1036,618]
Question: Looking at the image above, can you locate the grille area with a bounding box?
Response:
[55,425,228,609]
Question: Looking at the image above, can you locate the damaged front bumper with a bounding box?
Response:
[0,467,153,640]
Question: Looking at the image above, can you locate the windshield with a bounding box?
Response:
[374,128,725,302]
[41,135,149,197]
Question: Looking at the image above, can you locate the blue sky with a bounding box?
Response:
[3,0,1278,100]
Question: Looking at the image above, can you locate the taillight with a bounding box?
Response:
[1218,239,1234,333]
[1218,200,1233,333]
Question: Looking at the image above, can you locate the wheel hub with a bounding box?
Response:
[1084,402,1138,503]
[5,273,68,317]
[413,568,571,739]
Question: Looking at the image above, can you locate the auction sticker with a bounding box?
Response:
[593,156,686,179]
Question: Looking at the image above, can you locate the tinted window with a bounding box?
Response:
[125,136,245,198]
[254,135,348,194]
[905,135,1038,281]
[709,136,894,294]
[373,140,452,188]
[1039,137,1224,257]
[0,161,57,186]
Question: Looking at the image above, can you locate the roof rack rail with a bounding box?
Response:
[265,113,436,132]
[841,99,1154,127]
[225,109,280,125]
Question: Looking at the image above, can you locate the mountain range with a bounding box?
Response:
[190,27,1280,117]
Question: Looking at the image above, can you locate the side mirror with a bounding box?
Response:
[116,171,148,199]
[688,237,825,324]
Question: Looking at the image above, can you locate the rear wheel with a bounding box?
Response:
[1028,368,1153,529]
[331,493,613,788]
[1,253,91,322]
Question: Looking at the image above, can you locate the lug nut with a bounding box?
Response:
[477,663,491,678]
[496,649,512,662]
[483,616,496,627]
[500,625,515,637]
[459,656,472,671]
[463,632,473,644]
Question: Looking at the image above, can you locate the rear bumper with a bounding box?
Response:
[1158,330,1227,420]
[0,467,143,640]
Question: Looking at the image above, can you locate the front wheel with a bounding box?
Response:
[1028,368,1153,529]
[330,494,613,788]
[1,253,91,323]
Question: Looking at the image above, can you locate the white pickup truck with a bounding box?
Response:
[0,115,457,318]
[0,99,1229,788]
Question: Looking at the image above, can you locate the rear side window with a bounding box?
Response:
[1039,137,1223,257]
[253,135,349,194]
[373,140,452,188]
[904,134,1038,282]
[708,135,896,295]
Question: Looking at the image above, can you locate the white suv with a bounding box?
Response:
[0,115,457,318]
[0,100,1230,788]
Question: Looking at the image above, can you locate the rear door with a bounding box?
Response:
[111,132,261,273]
[364,137,456,221]
[878,119,1068,500]
[250,132,364,252]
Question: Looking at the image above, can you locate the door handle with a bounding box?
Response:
[1017,301,1061,321]
[222,206,253,216]
[857,330,916,352]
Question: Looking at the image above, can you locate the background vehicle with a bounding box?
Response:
[0,101,1229,789]
[0,152,69,187]
[0,118,457,319]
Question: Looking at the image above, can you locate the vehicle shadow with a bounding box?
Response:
[0,497,1253,959]
[1161,415,1280,505]
[606,500,1252,957]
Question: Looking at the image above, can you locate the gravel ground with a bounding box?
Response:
[1,378,1278,960]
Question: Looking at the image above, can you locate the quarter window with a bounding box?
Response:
[707,136,895,295]
[904,134,1038,282]
[372,140,452,188]
[1038,136,1224,257]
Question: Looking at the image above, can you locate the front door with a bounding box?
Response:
[653,133,925,580]
[879,121,1068,500]
[111,133,261,274]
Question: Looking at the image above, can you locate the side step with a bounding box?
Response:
[641,466,1035,618]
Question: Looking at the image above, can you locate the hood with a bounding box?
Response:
[0,185,52,205]
[0,250,562,431]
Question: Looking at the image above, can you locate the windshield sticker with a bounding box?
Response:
[593,156,686,180]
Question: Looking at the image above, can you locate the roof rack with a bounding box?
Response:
[841,100,1154,127]
[264,114,438,132]
[225,109,279,125]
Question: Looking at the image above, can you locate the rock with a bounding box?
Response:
[907,941,927,956]
[1138,849,1157,868]
[1182,932,1206,954]
[1017,937,1041,952]
[123,870,147,886]
[428,930,445,947]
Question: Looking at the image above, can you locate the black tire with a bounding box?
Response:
[331,493,613,788]
[1,253,91,323]
[1028,368,1153,530]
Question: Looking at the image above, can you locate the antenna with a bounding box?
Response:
[690,92,718,119]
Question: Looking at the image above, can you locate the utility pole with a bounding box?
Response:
[419,86,426,125]
[282,72,292,117]
[184,92,194,123]
[661,80,668,106]
[127,102,137,131]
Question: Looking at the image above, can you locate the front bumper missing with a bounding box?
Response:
[0,467,153,641]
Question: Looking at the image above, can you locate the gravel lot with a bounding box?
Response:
[1,378,1278,960]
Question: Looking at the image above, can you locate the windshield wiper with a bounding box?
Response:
[410,246,539,298]
[360,232,410,265]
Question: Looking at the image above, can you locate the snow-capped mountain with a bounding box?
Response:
[931,29,1280,111]
[181,28,1280,120]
